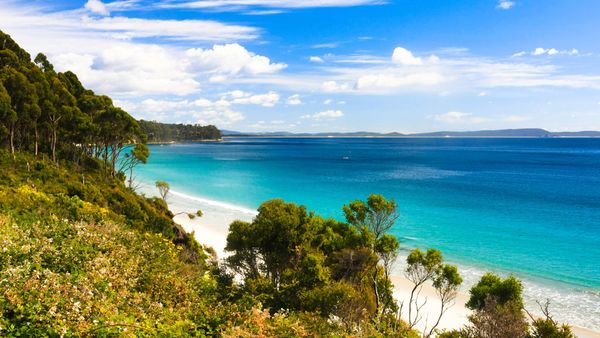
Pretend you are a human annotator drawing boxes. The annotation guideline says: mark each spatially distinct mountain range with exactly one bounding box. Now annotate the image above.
[221,128,600,138]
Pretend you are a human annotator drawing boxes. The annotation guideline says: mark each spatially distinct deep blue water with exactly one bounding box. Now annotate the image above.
[136,137,600,293]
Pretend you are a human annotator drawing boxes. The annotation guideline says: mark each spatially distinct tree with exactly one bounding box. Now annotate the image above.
[118,144,150,188]
[425,264,462,337]
[375,233,400,314]
[46,76,77,163]
[224,198,396,325]
[155,181,170,201]
[526,300,575,338]
[0,82,16,156]
[466,273,523,311]
[465,297,529,338]
[343,194,399,240]
[1,68,33,156]
[344,194,400,315]
[34,53,55,74]
[404,248,443,328]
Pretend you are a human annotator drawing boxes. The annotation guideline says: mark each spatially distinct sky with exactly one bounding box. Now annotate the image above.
[1,0,599,133]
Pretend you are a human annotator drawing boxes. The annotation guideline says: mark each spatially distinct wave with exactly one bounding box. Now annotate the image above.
[393,255,600,331]
[168,190,258,216]
[136,180,258,217]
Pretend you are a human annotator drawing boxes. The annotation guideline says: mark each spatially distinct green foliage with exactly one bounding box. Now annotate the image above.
[343,193,399,240]
[155,180,170,201]
[0,186,222,336]
[224,198,416,336]
[139,119,221,142]
[466,272,524,310]
[528,318,575,338]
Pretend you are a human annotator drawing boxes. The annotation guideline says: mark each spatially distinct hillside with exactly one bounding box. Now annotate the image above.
[139,120,222,143]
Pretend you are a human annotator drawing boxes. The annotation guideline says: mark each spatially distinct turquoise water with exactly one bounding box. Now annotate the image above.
[136,137,600,327]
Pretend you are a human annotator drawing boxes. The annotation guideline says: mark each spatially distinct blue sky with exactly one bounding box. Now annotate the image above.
[1,0,599,132]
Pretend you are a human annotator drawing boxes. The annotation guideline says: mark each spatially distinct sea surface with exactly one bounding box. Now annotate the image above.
[135,137,600,330]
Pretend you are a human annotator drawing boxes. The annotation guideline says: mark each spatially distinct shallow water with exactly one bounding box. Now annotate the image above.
[136,137,600,329]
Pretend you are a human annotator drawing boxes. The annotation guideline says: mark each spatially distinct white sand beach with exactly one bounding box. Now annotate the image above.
[139,184,599,337]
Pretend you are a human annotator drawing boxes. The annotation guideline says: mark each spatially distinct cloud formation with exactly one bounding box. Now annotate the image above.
[391,47,423,66]
[496,1,515,10]
[513,48,579,57]
[301,110,344,120]
[434,111,488,124]
[85,0,110,16]
[159,0,386,11]
[286,94,303,105]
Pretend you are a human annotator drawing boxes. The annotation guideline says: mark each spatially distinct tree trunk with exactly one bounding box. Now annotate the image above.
[52,127,57,164]
[34,126,38,157]
[9,126,15,159]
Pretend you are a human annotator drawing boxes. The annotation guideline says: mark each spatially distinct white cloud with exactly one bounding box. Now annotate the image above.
[323,99,333,105]
[356,72,444,91]
[249,120,296,129]
[286,94,302,105]
[53,45,200,96]
[310,56,325,63]
[434,111,488,124]
[45,42,287,97]
[117,97,245,126]
[192,109,245,125]
[392,47,423,66]
[322,81,352,92]
[161,0,386,11]
[301,110,344,120]
[227,91,280,107]
[186,44,287,78]
[85,0,110,16]
[514,48,580,57]
[312,42,339,49]
[496,1,515,10]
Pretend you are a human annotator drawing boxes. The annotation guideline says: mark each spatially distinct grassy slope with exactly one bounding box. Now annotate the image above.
[0,150,226,336]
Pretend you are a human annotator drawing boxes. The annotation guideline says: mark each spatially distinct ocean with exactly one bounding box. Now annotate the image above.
[135,137,600,329]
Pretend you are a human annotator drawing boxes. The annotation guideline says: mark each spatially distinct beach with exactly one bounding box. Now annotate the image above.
[138,182,599,337]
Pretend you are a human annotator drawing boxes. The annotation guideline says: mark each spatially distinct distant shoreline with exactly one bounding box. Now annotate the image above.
[146,138,223,145]
[223,135,600,139]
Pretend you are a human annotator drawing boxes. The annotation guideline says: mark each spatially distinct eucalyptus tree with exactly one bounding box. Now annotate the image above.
[97,106,142,176]
[1,68,34,156]
[0,82,16,155]
[46,76,77,163]
[344,194,401,315]
[119,143,150,188]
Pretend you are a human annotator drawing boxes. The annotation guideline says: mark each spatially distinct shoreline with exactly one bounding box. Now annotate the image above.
[137,183,600,337]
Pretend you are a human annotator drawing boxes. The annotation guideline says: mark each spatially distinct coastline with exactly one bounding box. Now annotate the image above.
[137,182,600,337]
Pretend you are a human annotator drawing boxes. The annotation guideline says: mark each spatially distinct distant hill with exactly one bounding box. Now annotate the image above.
[223,128,600,138]
[140,120,221,142]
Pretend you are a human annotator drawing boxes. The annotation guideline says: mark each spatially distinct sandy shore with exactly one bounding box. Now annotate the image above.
[138,184,598,337]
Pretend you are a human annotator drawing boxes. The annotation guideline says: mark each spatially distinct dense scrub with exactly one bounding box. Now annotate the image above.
[0,151,419,336]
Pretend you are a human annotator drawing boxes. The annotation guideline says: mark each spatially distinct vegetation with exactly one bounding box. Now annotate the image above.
[155,180,171,201]
[438,273,574,338]
[223,196,411,333]
[139,120,221,143]
[0,29,578,337]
